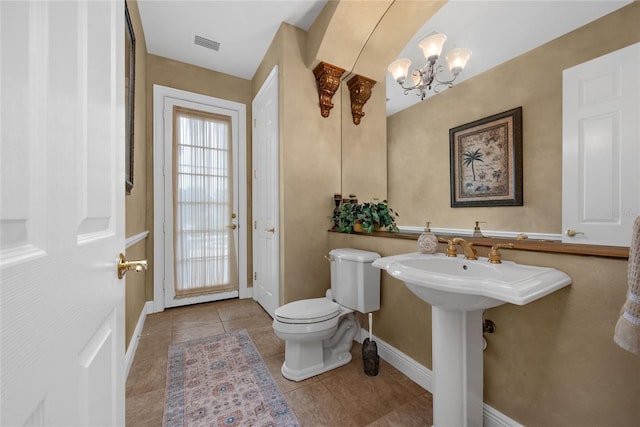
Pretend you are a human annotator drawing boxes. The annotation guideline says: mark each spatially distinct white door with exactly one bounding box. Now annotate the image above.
[252,66,280,318]
[153,85,248,310]
[562,42,640,246]
[1,1,125,425]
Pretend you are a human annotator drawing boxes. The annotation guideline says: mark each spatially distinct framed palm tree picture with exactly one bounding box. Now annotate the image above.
[449,107,523,207]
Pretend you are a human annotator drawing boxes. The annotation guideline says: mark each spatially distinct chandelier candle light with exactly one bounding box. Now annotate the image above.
[388,32,471,100]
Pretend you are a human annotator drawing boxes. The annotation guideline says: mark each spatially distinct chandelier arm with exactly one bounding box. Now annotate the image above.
[396,68,426,91]
[432,81,454,94]
[398,80,420,91]
[433,65,457,87]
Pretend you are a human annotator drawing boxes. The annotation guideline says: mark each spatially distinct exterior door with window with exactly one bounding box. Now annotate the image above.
[1,1,125,425]
[154,86,247,310]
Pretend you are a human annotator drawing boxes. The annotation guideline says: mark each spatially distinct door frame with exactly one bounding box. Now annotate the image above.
[152,84,249,313]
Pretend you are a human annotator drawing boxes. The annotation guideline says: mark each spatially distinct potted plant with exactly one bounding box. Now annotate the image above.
[331,202,360,233]
[331,200,399,233]
[357,200,399,233]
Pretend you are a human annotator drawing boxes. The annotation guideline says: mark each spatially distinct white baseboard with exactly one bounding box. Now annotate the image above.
[483,404,524,427]
[241,286,253,299]
[125,301,154,379]
[357,328,433,391]
[357,328,523,427]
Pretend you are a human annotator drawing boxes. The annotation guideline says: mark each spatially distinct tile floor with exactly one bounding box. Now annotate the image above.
[125,298,433,426]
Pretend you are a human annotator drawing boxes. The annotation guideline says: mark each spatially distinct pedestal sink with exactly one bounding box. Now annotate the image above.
[372,252,572,427]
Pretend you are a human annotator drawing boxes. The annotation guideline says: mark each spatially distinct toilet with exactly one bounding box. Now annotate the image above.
[272,248,381,381]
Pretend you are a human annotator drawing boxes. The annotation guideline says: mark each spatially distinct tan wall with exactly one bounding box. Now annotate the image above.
[144,54,253,304]
[339,79,388,203]
[327,3,640,426]
[124,0,148,349]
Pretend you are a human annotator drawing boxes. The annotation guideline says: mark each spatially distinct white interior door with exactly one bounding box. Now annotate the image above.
[153,85,248,310]
[562,42,640,246]
[1,1,125,425]
[252,66,280,318]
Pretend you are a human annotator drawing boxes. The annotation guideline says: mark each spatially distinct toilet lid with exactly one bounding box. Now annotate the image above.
[275,298,341,324]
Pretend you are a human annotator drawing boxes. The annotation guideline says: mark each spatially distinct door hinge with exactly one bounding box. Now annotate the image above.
[254,221,257,229]
[254,272,257,281]
[253,118,257,128]
[253,169,257,179]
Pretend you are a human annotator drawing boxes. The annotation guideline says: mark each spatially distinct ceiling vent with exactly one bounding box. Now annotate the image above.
[194,35,220,51]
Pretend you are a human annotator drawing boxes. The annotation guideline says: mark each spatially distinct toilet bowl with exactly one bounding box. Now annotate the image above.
[272,248,380,381]
[273,297,359,381]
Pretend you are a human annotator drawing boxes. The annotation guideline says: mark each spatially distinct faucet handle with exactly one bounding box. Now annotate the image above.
[438,237,457,257]
[488,243,514,264]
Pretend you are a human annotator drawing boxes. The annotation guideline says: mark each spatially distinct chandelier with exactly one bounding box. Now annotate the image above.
[388,33,471,100]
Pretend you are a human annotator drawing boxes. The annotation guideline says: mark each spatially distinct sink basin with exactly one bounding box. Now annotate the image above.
[372,252,572,311]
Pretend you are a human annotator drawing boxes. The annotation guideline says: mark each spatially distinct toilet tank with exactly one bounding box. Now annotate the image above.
[329,248,380,313]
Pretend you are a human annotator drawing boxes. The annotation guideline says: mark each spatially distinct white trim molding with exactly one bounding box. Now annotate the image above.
[357,328,523,427]
[125,230,149,248]
[125,301,155,379]
[399,225,561,241]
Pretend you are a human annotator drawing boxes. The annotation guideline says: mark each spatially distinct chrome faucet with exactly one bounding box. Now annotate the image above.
[452,237,478,260]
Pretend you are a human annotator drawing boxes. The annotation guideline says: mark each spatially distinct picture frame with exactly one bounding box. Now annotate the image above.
[125,2,136,195]
[449,107,523,207]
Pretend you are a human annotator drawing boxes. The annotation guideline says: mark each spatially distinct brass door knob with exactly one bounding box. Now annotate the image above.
[565,229,584,237]
[117,253,148,279]
[265,227,275,233]
[226,224,237,230]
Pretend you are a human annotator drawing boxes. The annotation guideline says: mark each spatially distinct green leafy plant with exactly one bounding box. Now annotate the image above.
[358,200,399,232]
[331,200,399,233]
[331,202,359,233]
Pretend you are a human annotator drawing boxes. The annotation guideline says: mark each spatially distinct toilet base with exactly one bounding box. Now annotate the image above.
[281,347,353,382]
[278,313,359,382]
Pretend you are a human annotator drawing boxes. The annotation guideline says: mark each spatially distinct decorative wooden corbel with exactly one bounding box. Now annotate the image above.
[347,74,376,125]
[313,62,345,118]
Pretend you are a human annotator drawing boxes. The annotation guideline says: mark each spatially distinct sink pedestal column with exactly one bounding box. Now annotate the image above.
[432,308,484,427]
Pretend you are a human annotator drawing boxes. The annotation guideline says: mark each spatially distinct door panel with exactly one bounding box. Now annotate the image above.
[252,67,280,318]
[1,1,125,425]
[562,42,640,246]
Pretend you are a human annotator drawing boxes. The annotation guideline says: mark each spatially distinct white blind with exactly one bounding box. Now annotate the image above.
[172,106,237,297]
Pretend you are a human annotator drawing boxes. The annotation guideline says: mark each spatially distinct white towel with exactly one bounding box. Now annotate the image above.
[614,216,640,356]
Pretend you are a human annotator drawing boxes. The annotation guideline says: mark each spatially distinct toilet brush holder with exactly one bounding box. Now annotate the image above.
[362,338,379,376]
[362,313,379,376]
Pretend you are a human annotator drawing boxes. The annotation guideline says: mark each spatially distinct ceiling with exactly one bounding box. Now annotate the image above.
[137,0,327,79]
[137,0,631,116]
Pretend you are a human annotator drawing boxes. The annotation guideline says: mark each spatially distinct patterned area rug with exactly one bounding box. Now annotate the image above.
[163,330,299,427]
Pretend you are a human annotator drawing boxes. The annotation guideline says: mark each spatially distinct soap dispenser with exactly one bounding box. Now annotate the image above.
[473,221,486,238]
[418,221,438,254]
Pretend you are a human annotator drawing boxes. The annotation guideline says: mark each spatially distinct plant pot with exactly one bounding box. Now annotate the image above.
[353,221,364,232]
